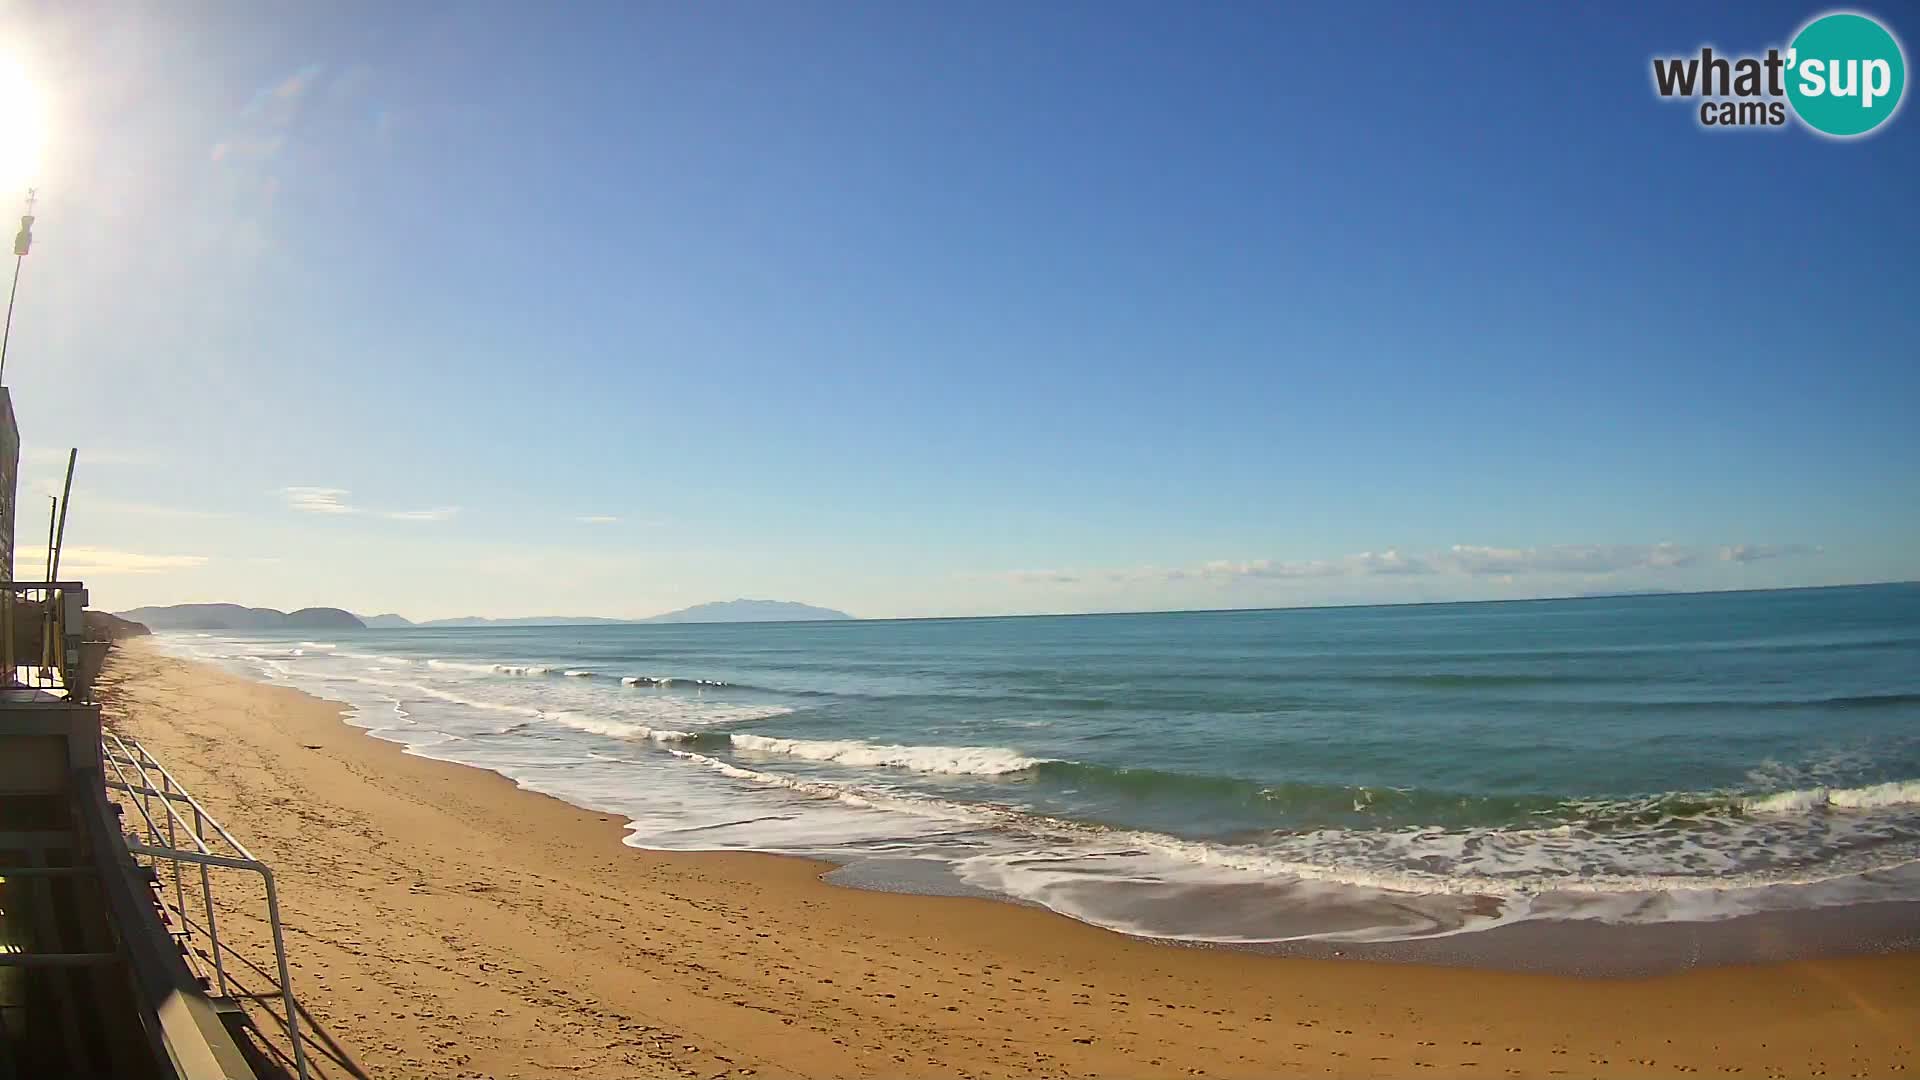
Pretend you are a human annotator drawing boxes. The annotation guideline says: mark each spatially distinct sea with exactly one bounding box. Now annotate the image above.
[152,583,1920,945]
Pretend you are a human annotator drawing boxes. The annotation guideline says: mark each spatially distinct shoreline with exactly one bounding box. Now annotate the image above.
[98,640,1920,1078]
[825,856,1920,977]
[157,632,1920,975]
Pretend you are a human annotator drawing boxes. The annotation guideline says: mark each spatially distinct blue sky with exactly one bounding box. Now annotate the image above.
[1,1,1914,619]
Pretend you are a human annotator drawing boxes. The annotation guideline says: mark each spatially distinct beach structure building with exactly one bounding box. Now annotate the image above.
[0,384,300,1076]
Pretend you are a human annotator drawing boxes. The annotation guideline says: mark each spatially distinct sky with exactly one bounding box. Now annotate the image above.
[0,1,1913,620]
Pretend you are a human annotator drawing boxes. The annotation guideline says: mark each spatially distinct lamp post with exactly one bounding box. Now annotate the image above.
[1,188,36,385]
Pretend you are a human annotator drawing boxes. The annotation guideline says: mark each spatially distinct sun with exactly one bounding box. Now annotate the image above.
[0,55,46,198]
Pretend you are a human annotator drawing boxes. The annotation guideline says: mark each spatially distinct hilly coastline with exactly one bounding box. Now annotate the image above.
[118,604,366,631]
[360,600,852,627]
[118,599,853,630]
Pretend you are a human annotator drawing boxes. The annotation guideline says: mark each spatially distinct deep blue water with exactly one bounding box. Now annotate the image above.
[161,584,1920,943]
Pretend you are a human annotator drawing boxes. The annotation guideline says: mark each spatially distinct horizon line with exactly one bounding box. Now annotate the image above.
[124,579,1917,630]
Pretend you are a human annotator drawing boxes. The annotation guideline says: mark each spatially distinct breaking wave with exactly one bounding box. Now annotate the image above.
[545,711,694,743]
[1744,779,1920,813]
[622,674,733,688]
[656,749,1920,904]
[726,734,1048,776]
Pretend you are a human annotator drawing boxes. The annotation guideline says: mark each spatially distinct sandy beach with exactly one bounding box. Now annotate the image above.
[96,640,1920,1080]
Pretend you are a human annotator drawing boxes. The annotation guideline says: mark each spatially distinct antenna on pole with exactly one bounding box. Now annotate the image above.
[1,188,37,385]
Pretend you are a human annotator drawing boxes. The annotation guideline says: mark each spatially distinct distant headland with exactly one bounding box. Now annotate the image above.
[117,604,366,631]
[116,598,855,631]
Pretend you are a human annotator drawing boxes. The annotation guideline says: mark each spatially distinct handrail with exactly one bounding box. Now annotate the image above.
[105,732,211,855]
[124,738,262,863]
[102,731,228,1003]
[102,734,309,1080]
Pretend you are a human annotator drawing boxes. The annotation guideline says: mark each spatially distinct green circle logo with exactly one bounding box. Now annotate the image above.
[1787,12,1906,137]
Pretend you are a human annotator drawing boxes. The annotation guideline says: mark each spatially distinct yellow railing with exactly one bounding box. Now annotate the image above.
[2,579,90,698]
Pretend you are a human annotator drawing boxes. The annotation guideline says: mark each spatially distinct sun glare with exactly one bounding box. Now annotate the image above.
[0,55,46,197]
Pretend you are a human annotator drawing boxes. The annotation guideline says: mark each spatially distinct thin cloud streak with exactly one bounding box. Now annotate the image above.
[1007,542,1820,587]
[19,546,209,576]
[280,486,457,522]
[281,487,358,514]
[1718,543,1821,563]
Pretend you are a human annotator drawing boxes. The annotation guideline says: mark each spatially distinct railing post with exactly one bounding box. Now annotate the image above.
[194,801,227,998]
[140,757,157,848]
[109,738,309,1080]
[258,868,308,1080]
[2,588,13,685]
[165,771,186,936]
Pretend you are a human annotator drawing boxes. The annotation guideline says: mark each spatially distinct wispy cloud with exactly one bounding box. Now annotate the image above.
[1007,542,1819,587]
[281,487,358,515]
[1718,543,1821,563]
[385,507,460,522]
[1195,557,1348,579]
[18,546,208,576]
[1437,543,1697,576]
[1006,569,1082,585]
[575,515,620,525]
[280,486,457,522]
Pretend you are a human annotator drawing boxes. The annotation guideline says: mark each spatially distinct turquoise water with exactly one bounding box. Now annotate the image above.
[160,583,1920,942]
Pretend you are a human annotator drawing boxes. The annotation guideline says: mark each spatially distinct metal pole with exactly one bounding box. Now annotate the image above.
[39,496,53,675]
[259,868,309,1079]
[195,801,227,997]
[166,772,186,935]
[0,252,22,384]
[2,189,36,385]
[45,455,74,680]
[49,449,74,580]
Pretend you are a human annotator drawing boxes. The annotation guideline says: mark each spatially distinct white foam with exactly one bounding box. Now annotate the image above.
[564,669,596,677]
[664,749,983,822]
[545,711,692,743]
[423,658,561,677]
[1747,779,1920,813]
[426,659,498,674]
[620,674,727,687]
[651,744,1920,904]
[726,734,1048,776]
[1831,780,1920,808]
[339,651,413,665]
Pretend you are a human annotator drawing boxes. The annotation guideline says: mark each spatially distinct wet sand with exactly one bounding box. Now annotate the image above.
[98,640,1920,1079]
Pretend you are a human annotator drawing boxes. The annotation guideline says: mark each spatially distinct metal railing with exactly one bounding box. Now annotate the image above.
[100,731,308,1079]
